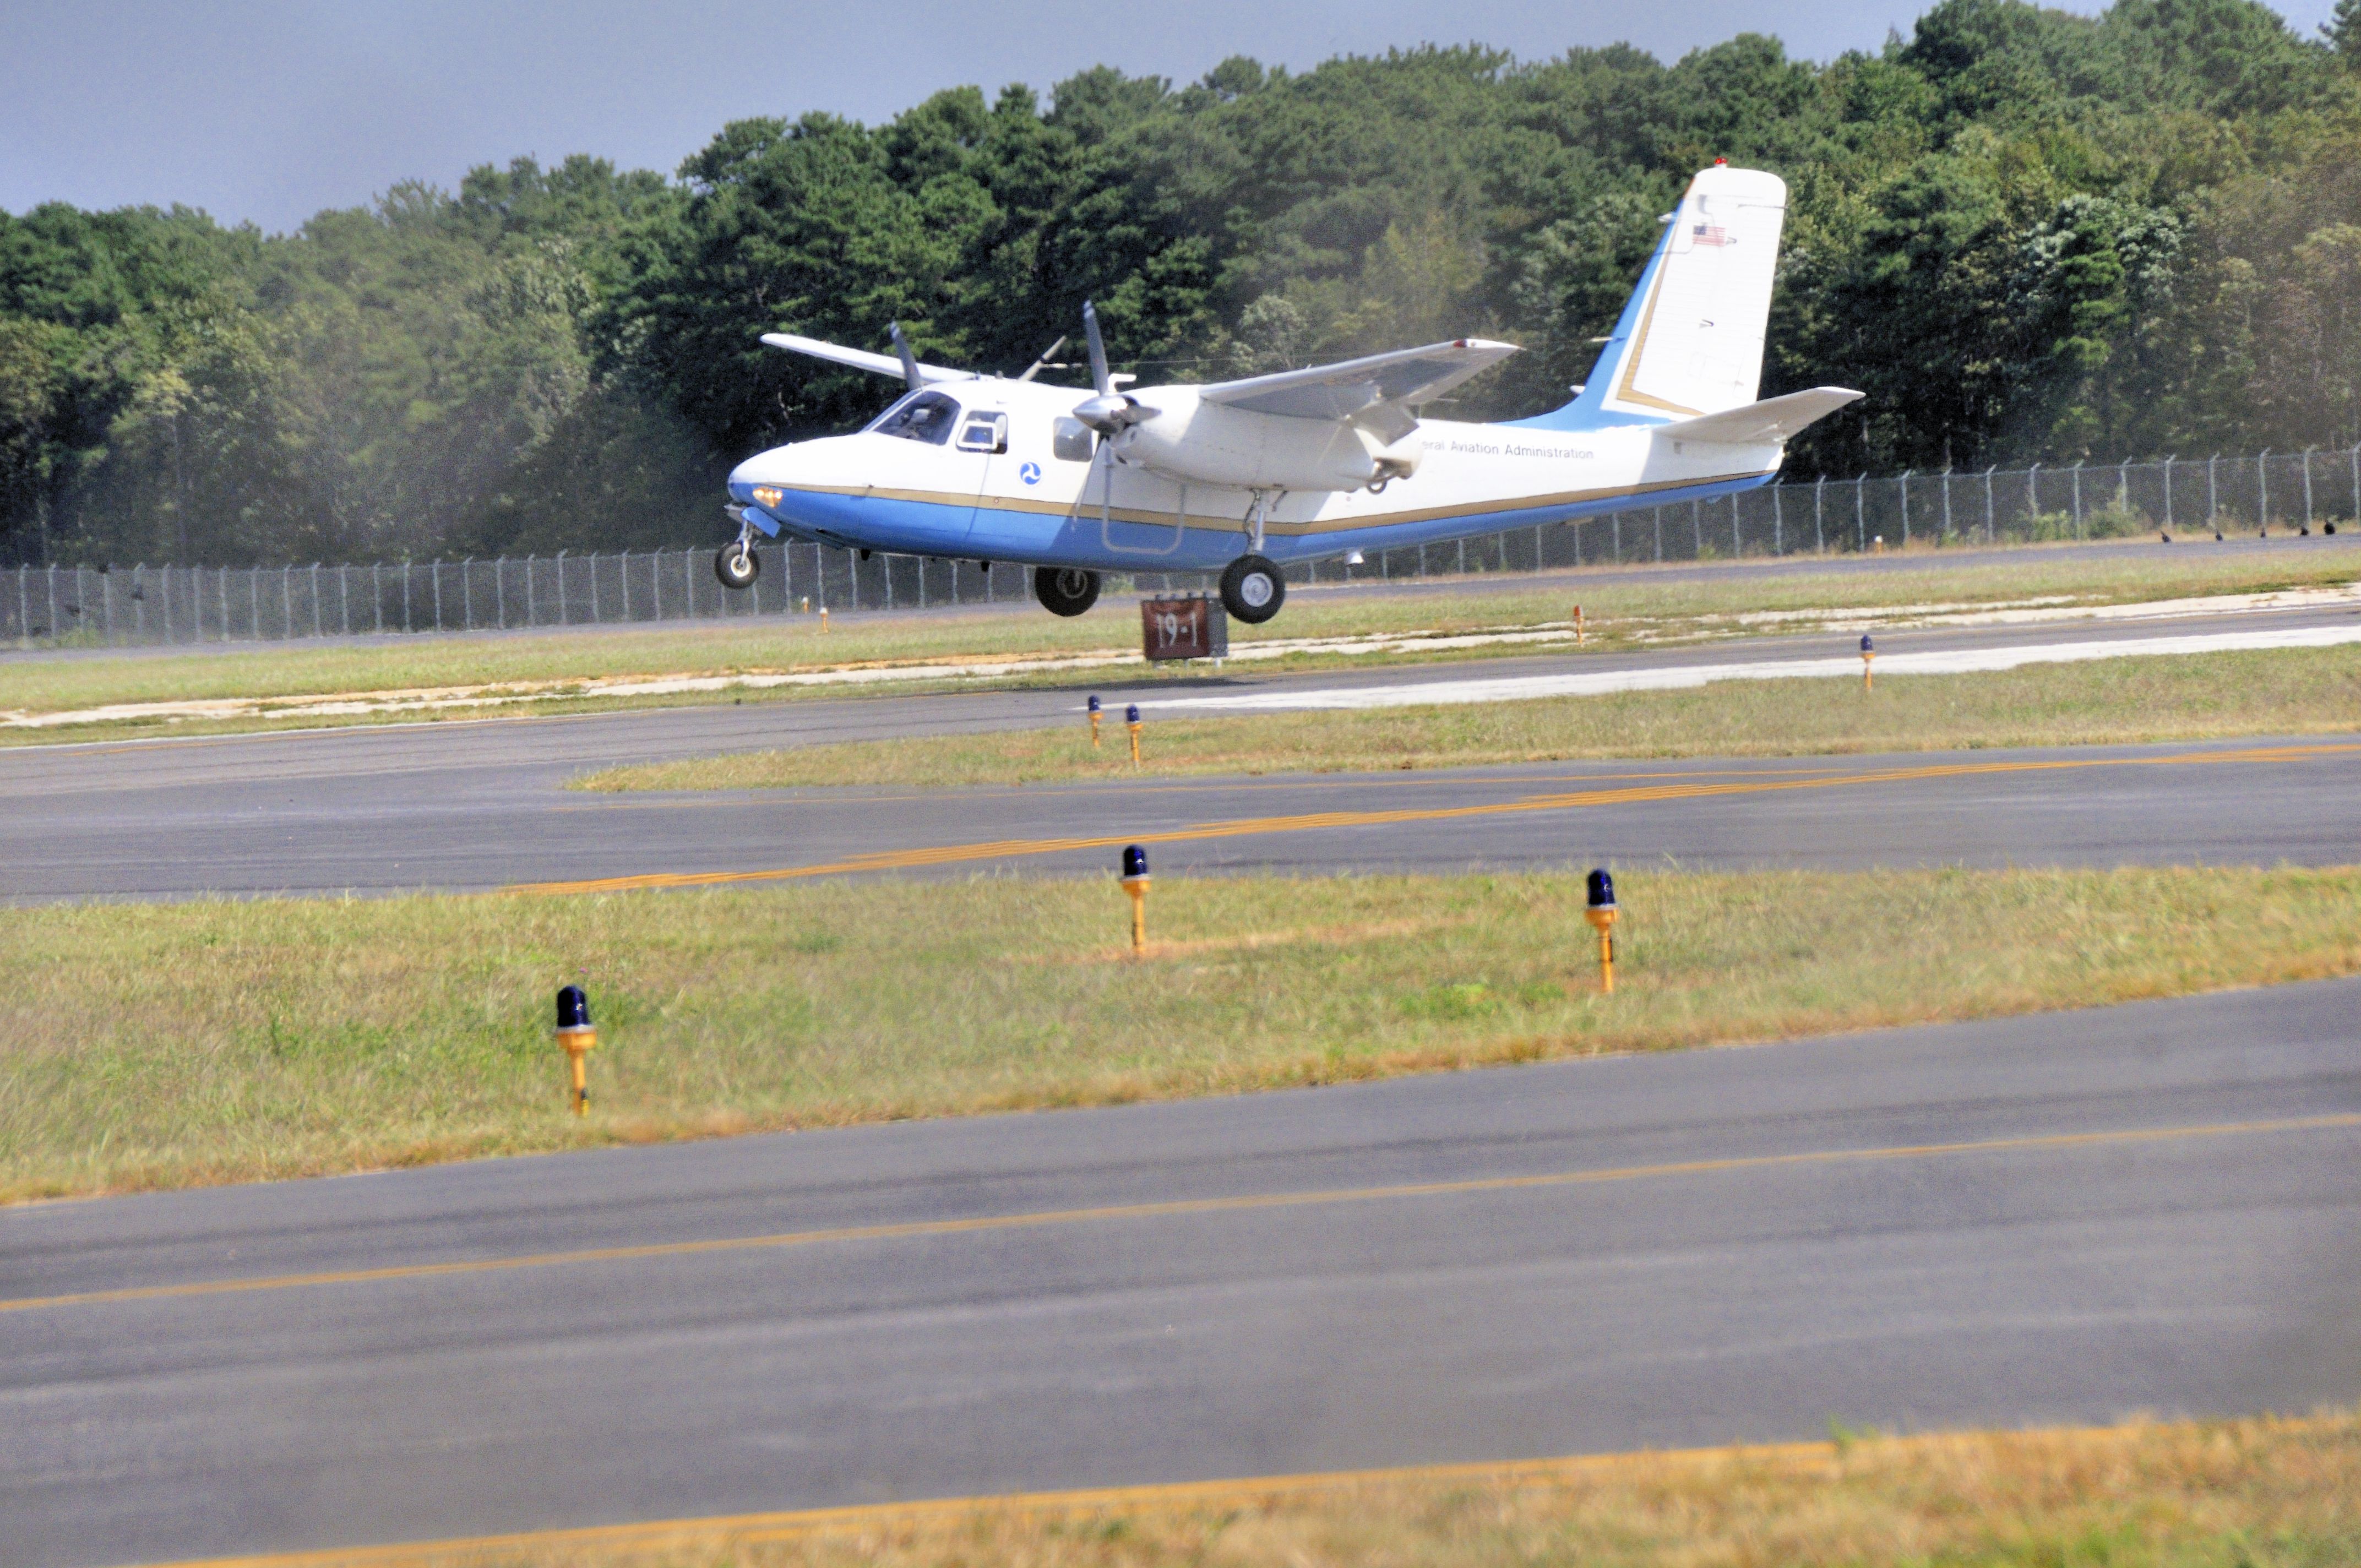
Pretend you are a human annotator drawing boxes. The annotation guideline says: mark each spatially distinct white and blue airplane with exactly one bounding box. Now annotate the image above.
[721,162,1861,624]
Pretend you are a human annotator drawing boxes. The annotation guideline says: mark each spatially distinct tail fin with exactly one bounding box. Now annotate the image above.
[1515,166,1788,432]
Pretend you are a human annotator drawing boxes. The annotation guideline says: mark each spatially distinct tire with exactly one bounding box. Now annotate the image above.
[715,541,760,591]
[1033,566,1101,617]
[1219,554,1286,624]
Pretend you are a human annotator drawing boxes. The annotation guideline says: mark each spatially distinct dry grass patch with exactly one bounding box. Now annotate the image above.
[581,644,2361,790]
[219,1414,2361,1568]
[6,864,2359,1201]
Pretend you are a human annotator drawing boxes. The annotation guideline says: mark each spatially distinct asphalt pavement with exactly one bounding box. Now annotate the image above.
[6,976,2356,1565]
[3,602,2358,902]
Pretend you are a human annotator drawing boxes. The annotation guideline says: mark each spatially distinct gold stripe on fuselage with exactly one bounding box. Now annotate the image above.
[781,470,1761,540]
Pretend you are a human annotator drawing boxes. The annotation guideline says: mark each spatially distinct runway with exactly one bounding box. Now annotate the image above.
[6,976,2356,1565]
[2,602,2358,903]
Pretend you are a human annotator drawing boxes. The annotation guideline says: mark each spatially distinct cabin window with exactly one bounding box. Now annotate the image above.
[867,390,960,445]
[956,411,1008,454]
[1052,417,1095,463]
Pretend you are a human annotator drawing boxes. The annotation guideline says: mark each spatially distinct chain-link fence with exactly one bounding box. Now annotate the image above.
[7,447,2353,649]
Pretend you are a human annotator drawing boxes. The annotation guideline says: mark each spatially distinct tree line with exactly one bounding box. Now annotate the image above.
[9,0,2361,567]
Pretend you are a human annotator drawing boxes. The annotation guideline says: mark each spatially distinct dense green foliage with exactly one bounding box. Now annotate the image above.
[10,0,2361,565]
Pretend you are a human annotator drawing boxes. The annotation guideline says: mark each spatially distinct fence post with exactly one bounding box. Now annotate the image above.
[278,565,290,639]
[814,543,825,612]
[2303,448,2315,530]
[463,559,474,630]
[1855,474,1866,550]
[431,560,443,630]
[2209,455,2219,531]
[2071,460,2085,539]
[1814,475,1826,552]
[1981,465,1995,543]
[2351,445,2359,525]
[1941,466,1952,542]
[2162,458,2175,530]
[525,555,538,626]
[1611,510,1622,562]
[556,550,569,625]
[399,561,410,631]
[48,564,59,645]
[589,553,601,623]
[1772,483,1783,554]
[2118,458,2131,528]
[495,558,506,627]
[1899,470,1912,547]
[101,567,113,643]
[2258,450,2270,533]
[1689,499,1702,557]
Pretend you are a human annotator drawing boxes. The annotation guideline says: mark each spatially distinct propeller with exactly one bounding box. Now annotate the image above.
[1015,334,1068,383]
[888,321,923,393]
[1070,300,1156,434]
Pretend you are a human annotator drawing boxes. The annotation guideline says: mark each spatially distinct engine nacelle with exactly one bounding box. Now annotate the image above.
[1109,389,1421,493]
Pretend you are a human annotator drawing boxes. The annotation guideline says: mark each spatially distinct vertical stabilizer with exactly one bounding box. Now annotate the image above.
[1514,165,1788,432]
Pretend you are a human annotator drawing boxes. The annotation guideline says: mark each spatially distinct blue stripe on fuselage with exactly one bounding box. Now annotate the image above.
[736,474,1772,571]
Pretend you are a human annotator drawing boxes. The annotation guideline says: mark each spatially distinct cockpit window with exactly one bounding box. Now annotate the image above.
[866,390,960,445]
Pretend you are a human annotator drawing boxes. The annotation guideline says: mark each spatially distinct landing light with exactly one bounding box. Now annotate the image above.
[752,486,784,509]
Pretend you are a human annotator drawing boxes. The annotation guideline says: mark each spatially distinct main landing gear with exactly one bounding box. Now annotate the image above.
[1034,566,1101,617]
[1218,554,1285,624]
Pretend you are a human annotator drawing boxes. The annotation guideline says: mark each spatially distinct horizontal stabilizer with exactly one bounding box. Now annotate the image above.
[760,333,970,385]
[1655,386,1863,445]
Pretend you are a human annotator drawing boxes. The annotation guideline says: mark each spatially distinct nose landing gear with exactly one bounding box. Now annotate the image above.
[715,536,760,590]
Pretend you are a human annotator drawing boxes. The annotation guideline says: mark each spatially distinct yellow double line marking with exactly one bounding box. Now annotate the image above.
[507,741,2358,895]
[13,1112,2354,1317]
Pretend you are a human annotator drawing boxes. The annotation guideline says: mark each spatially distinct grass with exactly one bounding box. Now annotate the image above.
[579,644,2361,790]
[305,1414,2360,1568]
[8,864,2359,1201]
[4,543,2355,744]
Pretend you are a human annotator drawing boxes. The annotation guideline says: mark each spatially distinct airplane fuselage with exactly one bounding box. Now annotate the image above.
[727,377,1781,575]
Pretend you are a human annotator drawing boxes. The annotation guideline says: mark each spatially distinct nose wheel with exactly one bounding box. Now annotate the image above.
[716,537,760,590]
[1218,554,1285,623]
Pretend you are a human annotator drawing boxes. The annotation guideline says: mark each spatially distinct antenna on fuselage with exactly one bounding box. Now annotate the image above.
[1016,334,1068,383]
[887,322,923,393]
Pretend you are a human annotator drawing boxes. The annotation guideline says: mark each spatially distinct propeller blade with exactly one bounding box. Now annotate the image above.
[1015,334,1068,383]
[1081,301,1113,396]
[888,322,923,393]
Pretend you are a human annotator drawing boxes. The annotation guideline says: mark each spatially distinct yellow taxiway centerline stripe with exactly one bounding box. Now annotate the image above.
[132,1423,2205,1568]
[12,1113,2354,1318]
[504,741,2361,895]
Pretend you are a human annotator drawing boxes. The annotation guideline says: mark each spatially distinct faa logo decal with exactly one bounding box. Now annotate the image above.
[1019,461,1042,486]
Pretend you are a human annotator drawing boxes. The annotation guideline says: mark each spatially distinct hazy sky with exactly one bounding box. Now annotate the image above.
[2,1,2339,232]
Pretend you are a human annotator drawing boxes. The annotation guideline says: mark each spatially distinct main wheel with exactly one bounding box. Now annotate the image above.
[1033,566,1101,617]
[715,540,760,590]
[1219,553,1286,624]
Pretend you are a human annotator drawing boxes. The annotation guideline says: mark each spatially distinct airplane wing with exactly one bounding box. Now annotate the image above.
[1653,386,1863,445]
[759,333,971,385]
[1196,338,1519,443]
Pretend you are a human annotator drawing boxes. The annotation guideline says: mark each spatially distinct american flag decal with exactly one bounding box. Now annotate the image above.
[1692,222,1730,247]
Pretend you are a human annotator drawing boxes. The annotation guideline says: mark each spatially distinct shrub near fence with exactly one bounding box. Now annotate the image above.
[5,447,2355,648]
